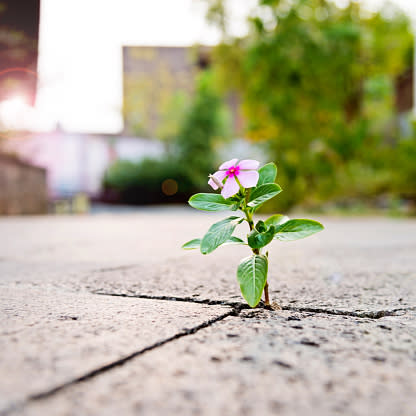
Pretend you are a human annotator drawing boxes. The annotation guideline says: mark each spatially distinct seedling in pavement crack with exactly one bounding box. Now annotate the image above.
[182,159,324,308]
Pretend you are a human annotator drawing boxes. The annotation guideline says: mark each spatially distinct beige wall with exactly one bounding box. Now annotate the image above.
[0,154,48,215]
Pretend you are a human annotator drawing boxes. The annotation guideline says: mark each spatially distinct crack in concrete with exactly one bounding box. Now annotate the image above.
[92,291,416,319]
[281,305,416,319]
[92,291,252,309]
[0,308,240,416]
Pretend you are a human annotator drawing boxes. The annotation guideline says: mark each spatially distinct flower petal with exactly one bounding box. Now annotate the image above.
[237,170,259,188]
[208,170,227,190]
[221,176,239,199]
[237,159,260,170]
[219,158,238,170]
[208,178,218,190]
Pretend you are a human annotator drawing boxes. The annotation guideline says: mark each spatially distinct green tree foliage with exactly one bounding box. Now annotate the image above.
[173,71,228,188]
[206,0,414,210]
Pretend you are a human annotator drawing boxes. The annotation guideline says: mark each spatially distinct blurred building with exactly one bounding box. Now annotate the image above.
[0,152,47,214]
[0,0,46,214]
[123,45,243,137]
[123,46,200,137]
[3,130,164,198]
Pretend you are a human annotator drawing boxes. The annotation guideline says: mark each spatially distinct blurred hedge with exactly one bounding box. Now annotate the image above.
[103,158,194,204]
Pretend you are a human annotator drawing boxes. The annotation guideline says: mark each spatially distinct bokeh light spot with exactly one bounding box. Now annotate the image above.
[161,179,178,196]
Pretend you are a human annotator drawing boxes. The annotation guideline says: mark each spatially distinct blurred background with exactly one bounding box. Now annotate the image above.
[0,0,415,216]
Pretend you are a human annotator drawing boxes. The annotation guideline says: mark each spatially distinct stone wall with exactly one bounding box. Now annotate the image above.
[0,153,48,215]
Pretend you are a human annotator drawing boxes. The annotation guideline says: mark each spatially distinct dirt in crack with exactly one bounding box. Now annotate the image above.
[93,291,416,320]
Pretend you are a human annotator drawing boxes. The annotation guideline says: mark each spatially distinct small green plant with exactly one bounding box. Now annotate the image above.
[182,159,324,308]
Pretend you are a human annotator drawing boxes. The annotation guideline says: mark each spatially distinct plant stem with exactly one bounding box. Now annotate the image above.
[242,206,260,255]
[245,209,255,231]
[263,281,270,305]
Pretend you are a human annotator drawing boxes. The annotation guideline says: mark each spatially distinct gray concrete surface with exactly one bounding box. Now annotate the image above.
[20,310,416,416]
[0,284,229,412]
[0,208,415,415]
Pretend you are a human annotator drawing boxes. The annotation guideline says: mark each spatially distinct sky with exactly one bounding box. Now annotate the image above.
[1,0,415,134]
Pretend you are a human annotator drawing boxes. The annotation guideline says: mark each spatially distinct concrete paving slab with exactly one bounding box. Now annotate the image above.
[18,309,416,416]
[0,283,230,413]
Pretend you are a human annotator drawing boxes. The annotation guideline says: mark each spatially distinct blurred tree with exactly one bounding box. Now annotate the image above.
[173,70,229,189]
[205,0,413,210]
[393,131,416,206]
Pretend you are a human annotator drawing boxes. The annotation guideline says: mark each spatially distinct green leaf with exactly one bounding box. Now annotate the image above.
[274,219,324,241]
[224,236,245,245]
[182,236,245,250]
[255,220,267,233]
[264,214,290,228]
[200,216,242,254]
[182,238,202,250]
[248,183,282,209]
[188,193,235,211]
[237,255,268,307]
[247,225,275,249]
[257,162,277,186]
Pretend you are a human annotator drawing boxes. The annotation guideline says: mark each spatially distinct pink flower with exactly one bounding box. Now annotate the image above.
[208,159,260,199]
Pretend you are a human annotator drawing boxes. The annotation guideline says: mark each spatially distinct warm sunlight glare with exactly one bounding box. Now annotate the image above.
[0,96,31,130]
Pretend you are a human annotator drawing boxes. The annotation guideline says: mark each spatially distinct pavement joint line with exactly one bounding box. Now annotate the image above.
[0,307,244,416]
[281,305,416,319]
[92,291,252,310]
[92,291,416,320]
